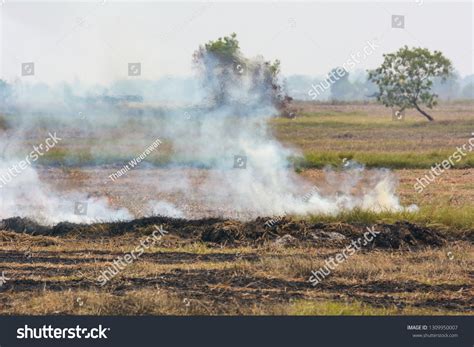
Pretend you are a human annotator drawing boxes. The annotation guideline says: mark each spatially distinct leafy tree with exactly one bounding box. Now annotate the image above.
[193,33,292,115]
[368,46,453,121]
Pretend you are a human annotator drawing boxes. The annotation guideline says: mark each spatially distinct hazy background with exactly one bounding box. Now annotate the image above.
[0,1,471,223]
[1,1,473,101]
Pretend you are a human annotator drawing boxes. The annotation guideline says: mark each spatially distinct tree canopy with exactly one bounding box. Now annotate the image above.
[368,46,453,121]
[193,33,291,115]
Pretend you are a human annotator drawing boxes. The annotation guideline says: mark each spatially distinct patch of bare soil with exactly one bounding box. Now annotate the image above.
[0,216,446,249]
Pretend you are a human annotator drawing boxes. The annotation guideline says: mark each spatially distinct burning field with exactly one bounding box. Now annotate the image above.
[0,210,472,315]
[0,161,472,315]
[0,32,473,316]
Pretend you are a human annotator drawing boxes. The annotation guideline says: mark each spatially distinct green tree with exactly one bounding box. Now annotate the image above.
[368,46,453,121]
[193,33,291,114]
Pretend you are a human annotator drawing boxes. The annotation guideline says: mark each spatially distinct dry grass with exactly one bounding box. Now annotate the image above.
[0,230,471,315]
[273,101,474,168]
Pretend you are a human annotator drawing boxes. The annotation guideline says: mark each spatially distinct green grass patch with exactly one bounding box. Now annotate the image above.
[38,147,474,170]
[293,151,474,169]
[307,205,474,234]
[37,148,197,167]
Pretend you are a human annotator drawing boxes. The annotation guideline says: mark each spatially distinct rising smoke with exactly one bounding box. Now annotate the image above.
[0,40,416,224]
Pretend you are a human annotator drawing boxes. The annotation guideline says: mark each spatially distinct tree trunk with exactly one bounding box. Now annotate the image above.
[414,103,434,121]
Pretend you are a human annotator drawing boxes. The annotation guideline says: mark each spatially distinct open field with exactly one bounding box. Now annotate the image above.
[276,101,474,169]
[0,166,473,315]
[2,101,473,169]
[0,101,473,316]
[0,217,472,315]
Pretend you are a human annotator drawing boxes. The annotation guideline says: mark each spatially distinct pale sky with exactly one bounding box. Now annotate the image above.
[1,1,473,84]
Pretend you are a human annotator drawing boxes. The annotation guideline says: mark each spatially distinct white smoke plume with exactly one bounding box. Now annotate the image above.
[0,160,131,225]
[0,42,416,224]
[149,51,416,219]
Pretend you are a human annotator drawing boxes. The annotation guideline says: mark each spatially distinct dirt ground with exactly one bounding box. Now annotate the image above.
[0,213,472,315]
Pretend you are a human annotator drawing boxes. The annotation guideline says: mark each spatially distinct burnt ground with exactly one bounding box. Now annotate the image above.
[0,216,450,249]
[0,217,472,315]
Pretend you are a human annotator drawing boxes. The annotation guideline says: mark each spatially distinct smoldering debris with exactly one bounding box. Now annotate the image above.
[0,216,446,249]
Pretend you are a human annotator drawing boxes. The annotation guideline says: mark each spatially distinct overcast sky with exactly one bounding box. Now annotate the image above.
[1,1,472,84]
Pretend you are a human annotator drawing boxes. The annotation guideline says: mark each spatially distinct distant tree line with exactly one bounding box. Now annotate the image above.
[286,71,474,102]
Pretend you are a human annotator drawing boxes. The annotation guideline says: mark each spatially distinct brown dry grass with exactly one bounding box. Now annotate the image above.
[0,230,472,315]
